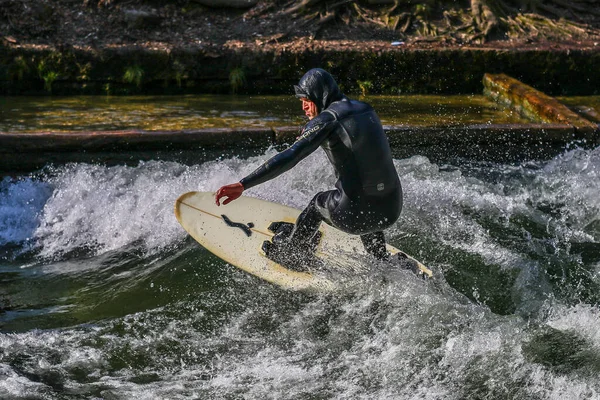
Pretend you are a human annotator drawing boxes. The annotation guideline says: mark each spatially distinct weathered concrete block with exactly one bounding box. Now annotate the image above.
[483,73,598,138]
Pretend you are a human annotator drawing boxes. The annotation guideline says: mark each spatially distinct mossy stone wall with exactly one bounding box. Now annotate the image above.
[1,44,599,96]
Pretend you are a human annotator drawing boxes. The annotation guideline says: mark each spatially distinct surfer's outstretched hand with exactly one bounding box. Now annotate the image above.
[215,182,244,206]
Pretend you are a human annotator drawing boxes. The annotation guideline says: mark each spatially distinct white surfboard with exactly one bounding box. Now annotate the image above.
[175,191,432,292]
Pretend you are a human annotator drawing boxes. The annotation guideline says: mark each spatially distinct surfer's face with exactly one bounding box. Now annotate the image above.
[301,98,318,120]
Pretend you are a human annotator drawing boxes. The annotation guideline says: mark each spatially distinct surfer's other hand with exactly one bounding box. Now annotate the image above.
[215,182,244,206]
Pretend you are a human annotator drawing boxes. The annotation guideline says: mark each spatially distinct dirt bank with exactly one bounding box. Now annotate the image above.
[2,0,600,51]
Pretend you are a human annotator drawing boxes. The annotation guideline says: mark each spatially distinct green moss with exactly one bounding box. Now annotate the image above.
[357,80,373,96]
[172,60,186,88]
[414,3,431,18]
[42,71,59,93]
[37,59,60,93]
[229,67,246,94]
[76,62,92,81]
[123,65,144,88]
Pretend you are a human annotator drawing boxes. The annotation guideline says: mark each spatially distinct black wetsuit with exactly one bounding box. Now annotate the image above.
[240,68,402,259]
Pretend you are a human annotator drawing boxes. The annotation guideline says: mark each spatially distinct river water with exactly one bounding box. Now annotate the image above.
[0,95,530,132]
[1,141,600,399]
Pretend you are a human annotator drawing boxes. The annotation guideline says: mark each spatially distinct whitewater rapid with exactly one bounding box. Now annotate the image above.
[1,146,600,399]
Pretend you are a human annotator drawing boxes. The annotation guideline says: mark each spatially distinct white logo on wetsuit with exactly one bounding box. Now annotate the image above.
[299,124,321,140]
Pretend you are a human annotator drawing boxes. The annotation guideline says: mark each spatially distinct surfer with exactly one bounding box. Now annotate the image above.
[215,68,402,266]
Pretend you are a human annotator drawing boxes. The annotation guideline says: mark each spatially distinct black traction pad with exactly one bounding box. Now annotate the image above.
[268,221,295,234]
[262,230,323,272]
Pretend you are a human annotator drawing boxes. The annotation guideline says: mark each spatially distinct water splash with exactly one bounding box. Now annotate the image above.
[0,177,52,247]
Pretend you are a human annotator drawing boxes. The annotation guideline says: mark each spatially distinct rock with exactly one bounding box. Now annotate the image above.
[1,36,18,44]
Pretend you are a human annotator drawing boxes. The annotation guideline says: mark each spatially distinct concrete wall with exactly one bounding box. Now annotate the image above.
[2,123,598,175]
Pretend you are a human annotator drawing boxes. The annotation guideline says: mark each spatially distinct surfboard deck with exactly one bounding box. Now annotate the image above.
[174,191,432,292]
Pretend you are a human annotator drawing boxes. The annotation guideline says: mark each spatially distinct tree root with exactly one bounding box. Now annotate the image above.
[471,0,500,40]
[310,11,336,39]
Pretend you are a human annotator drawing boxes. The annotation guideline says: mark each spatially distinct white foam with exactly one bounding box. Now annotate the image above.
[2,273,600,399]
[0,177,52,246]
[0,363,50,399]
[29,159,257,258]
[396,156,527,267]
[0,149,330,260]
[547,303,600,347]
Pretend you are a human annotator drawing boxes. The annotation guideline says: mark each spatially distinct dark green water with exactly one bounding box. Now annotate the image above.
[2,144,600,398]
[0,94,531,132]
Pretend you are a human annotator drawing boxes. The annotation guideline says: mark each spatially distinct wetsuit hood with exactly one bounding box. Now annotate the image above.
[294,68,344,112]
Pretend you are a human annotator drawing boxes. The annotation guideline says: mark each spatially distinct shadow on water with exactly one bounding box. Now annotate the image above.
[0,238,235,332]
[523,326,600,377]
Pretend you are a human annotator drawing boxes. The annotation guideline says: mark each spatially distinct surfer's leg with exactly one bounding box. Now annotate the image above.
[265,191,337,269]
[360,231,389,261]
[284,193,326,248]
[263,193,329,271]
[271,191,336,251]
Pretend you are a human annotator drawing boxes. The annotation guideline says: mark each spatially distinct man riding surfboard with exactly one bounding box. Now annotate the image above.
[215,68,402,270]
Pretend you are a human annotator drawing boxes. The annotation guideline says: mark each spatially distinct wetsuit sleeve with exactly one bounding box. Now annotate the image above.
[240,113,336,190]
